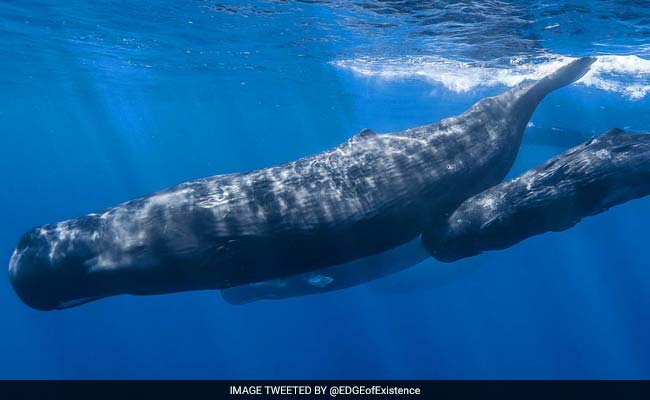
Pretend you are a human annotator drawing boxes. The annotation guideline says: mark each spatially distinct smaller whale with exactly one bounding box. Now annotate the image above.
[423,129,650,262]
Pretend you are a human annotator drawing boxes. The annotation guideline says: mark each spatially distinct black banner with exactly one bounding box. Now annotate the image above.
[1,380,650,400]
[0,381,650,400]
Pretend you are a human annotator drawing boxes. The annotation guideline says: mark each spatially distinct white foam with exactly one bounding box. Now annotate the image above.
[332,54,650,100]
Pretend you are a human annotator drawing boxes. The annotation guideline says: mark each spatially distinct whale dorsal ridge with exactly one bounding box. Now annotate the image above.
[357,128,376,137]
[350,128,376,141]
[603,128,626,136]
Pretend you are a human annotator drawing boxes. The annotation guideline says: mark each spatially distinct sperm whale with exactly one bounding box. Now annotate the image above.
[8,57,595,310]
[423,129,650,262]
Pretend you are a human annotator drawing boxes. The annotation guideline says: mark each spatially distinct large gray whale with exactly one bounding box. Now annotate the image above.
[8,57,595,310]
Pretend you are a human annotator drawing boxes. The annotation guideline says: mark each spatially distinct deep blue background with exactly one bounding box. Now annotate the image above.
[1,1,650,378]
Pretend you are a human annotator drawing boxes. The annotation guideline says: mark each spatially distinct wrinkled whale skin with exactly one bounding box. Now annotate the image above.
[8,58,595,310]
[423,130,650,262]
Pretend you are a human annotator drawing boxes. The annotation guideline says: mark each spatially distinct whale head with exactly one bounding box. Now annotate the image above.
[8,224,107,310]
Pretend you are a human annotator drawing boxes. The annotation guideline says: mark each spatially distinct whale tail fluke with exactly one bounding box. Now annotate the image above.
[498,56,596,133]
[529,57,596,101]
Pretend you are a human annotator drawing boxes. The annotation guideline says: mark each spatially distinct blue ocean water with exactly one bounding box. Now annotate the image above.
[1,0,650,378]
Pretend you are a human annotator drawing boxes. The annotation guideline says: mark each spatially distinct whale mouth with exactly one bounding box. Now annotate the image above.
[55,296,106,310]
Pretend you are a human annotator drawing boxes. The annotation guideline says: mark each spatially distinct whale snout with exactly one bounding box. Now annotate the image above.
[9,228,60,310]
[8,227,98,311]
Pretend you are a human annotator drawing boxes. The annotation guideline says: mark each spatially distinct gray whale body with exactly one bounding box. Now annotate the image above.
[8,57,594,310]
[423,129,650,262]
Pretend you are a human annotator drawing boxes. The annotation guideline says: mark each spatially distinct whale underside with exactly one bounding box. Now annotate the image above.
[9,57,596,310]
[223,129,650,304]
